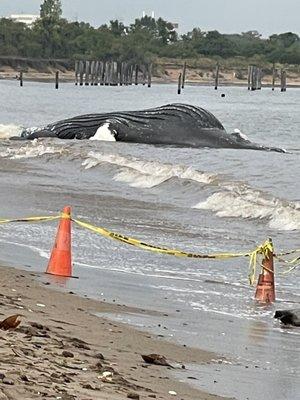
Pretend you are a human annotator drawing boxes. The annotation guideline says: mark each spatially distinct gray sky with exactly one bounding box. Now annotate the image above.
[1,0,299,37]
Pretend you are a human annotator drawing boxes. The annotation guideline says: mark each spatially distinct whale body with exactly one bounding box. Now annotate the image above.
[14,103,284,152]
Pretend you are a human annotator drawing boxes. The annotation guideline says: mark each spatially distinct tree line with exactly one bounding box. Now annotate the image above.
[0,0,299,65]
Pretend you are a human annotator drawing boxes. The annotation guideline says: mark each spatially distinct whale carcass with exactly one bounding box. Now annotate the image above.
[15,103,284,152]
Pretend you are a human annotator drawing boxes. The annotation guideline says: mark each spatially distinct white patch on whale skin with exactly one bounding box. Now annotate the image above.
[233,128,250,142]
[90,123,116,142]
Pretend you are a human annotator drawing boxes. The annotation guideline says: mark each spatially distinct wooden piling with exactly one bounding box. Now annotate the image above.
[280,69,287,92]
[247,65,251,90]
[214,63,219,90]
[113,61,118,85]
[99,62,104,85]
[19,71,23,87]
[90,61,95,85]
[182,61,187,89]
[79,61,84,86]
[85,61,90,85]
[104,62,109,86]
[94,61,99,85]
[142,64,147,85]
[272,64,276,91]
[55,71,59,89]
[134,64,139,85]
[251,66,257,91]
[123,63,128,86]
[109,62,114,85]
[147,63,152,88]
[256,68,262,90]
[75,60,79,85]
[129,65,134,85]
[119,62,123,86]
[178,73,182,94]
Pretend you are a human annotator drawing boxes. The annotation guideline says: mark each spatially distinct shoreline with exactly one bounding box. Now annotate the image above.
[0,264,229,400]
[1,75,300,89]
[1,71,300,88]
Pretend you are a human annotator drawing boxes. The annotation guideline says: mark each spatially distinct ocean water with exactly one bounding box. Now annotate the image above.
[0,80,299,400]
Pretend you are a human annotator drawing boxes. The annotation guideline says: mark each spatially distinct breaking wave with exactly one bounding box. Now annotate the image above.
[0,139,66,159]
[82,151,215,188]
[194,186,300,230]
[0,139,298,231]
[0,123,23,139]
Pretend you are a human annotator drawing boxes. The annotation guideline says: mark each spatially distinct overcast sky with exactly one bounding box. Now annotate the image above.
[1,0,299,37]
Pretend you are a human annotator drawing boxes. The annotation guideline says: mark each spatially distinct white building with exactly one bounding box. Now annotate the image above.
[10,14,39,27]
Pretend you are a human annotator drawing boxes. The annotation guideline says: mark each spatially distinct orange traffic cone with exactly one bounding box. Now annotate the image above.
[46,206,72,277]
[255,240,275,303]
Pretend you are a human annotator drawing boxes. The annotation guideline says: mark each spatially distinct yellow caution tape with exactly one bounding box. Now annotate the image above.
[276,248,300,257]
[248,239,273,285]
[274,252,300,275]
[0,215,60,224]
[0,211,298,284]
[73,218,252,260]
[73,219,278,286]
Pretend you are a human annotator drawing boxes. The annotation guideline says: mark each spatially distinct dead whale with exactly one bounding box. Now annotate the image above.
[13,103,284,152]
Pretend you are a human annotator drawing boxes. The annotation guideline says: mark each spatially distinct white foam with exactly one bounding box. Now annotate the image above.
[0,124,22,139]
[89,123,116,141]
[194,190,300,231]
[82,152,215,188]
[0,139,65,159]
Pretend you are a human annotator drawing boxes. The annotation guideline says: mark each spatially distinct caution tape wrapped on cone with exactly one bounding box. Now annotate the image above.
[248,239,274,285]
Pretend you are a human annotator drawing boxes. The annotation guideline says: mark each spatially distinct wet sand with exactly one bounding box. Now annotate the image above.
[0,264,228,400]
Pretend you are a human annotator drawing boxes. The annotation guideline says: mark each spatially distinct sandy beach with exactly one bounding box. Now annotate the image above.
[0,264,227,400]
[0,64,300,87]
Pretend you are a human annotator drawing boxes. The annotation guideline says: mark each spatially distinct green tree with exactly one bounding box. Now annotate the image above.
[33,0,63,57]
[40,0,62,21]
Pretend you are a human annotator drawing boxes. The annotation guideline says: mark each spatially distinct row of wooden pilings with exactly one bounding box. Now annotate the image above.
[213,63,287,91]
[74,60,152,87]
[17,62,288,92]
[247,65,286,91]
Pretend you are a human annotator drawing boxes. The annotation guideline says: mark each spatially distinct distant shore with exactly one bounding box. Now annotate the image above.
[0,264,227,400]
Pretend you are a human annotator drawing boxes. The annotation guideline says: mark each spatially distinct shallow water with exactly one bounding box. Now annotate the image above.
[0,81,299,400]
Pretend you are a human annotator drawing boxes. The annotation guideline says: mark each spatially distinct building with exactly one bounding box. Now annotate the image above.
[10,14,39,27]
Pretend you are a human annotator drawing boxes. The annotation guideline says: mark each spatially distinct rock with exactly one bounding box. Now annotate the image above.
[148,395,156,398]
[127,393,140,399]
[141,354,173,368]
[62,350,74,358]
[71,337,91,350]
[274,309,300,326]
[0,373,5,380]
[2,378,14,385]
[20,375,29,382]
[82,383,95,390]
[94,353,104,360]
[29,321,49,331]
